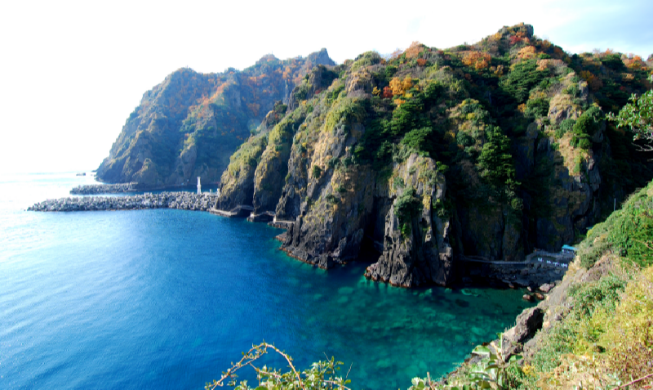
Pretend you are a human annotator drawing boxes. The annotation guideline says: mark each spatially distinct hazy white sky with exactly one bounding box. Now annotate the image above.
[0,0,651,174]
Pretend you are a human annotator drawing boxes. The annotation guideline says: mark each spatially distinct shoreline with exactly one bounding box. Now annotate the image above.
[29,195,569,291]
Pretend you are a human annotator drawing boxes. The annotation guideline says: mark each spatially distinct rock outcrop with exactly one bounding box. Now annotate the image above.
[209,24,652,287]
[364,155,453,287]
[86,23,653,288]
[96,50,335,189]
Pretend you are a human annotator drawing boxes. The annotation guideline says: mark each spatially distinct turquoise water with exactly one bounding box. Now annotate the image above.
[0,173,534,389]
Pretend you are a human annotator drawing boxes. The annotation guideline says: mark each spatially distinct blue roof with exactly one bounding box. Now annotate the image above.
[562,245,577,251]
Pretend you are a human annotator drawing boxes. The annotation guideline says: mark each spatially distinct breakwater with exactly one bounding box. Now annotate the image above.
[70,183,139,195]
[28,192,218,212]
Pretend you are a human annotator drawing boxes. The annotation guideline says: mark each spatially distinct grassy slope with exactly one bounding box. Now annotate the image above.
[434,180,653,390]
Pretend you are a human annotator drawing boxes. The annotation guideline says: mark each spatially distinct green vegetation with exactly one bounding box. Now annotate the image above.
[205,342,350,390]
[477,126,519,200]
[312,165,322,179]
[394,187,423,237]
[579,182,653,268]
[500,60,547,103]
[608,75,653,151]
[97,50,334,188]
[570,105,604,150]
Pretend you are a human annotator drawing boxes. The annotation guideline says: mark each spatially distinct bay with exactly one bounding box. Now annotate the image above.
[0,172,533,389]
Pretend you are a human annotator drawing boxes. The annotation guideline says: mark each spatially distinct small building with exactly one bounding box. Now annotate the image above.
[561,245,577,254]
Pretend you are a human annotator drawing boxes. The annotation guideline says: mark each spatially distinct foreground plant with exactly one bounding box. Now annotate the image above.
[205,342,351,390]
[408,335,528,390]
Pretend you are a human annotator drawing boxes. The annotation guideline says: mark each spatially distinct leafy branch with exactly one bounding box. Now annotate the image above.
[205,342,352,390]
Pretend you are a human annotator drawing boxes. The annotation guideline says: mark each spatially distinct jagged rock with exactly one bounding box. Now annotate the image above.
[502,307,544,359]
[364,155,453,287]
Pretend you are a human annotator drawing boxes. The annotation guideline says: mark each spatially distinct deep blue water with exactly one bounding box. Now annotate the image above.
[0,173,534,389]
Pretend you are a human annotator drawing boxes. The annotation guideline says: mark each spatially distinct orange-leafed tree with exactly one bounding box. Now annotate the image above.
[405,41,422,59]
[401,76,414,91]
[382,86,393,99]
[624,55,646,70]
[580,70,603,91]
[389,77,404,96]
[462,51,491,70]
[517,46,537,60]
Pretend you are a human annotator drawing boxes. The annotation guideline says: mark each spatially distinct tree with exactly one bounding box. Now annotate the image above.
[477,126,519,199]
[389,77,404,96]
[462,51,491,70]
[608,75,653,153]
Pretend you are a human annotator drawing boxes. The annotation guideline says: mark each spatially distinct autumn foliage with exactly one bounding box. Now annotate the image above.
[389,76,414,97]
[579,70,603,91]
[404,41,422,59]
[624,54,646,70]
[462,51,491,70]
[517,46,537,60]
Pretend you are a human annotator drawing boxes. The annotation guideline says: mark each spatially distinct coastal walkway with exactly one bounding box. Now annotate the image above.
[208,205,253,218]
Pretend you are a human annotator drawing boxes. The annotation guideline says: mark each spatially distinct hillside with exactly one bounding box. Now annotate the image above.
[96,50,334,188]
[216,23,653,287]
[431,179,653,389]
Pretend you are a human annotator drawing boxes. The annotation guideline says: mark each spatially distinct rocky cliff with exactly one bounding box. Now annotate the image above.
[216,23,653,287]
[96,50,335,189]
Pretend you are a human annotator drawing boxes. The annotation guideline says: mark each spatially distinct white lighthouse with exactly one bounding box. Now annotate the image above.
[197,177,202,194]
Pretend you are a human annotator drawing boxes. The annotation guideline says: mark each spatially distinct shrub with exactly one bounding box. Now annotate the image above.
[325,193,339,205]
[525,97,550,118]
[401,127,435,156]
[311,165,322,179]
[571,106,604,150]
[555,118,576,138]
[394,187,423,236]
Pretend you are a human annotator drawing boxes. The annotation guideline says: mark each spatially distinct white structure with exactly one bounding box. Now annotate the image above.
[197,177,201,194]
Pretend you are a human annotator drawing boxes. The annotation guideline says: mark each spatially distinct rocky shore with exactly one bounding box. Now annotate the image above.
[28,192,218,212]
[70,183,139,195]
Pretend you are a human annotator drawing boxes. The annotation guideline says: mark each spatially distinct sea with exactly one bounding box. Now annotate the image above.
[0,172,534,389]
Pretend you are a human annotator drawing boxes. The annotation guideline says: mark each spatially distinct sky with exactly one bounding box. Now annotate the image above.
[0,0,651,174]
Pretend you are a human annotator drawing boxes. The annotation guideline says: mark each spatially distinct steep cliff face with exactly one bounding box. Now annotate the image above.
[96,50,335,189]
[218,24,653,286]
[364,155,453,287]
